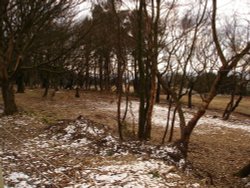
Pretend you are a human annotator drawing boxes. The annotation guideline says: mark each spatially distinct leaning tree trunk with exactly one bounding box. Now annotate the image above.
[223,95,243,120]
[1,80,18,115]
[176,0,250,156]
[222,81,246,120]
[178,68,229,155]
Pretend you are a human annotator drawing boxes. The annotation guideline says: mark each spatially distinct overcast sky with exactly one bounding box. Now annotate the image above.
[217,0,249,18]
[78,0,250,21]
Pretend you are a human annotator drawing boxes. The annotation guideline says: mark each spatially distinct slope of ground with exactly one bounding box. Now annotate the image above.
[0,89,250,187]
[1,114,200,187]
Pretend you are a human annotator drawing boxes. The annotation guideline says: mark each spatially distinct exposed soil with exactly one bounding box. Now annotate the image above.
[1,88,250,187]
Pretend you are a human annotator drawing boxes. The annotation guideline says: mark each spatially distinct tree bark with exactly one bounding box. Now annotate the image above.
[187,83,194,108]
[137,0,147,140]
[155,79,161,103]
[2,80,18,115]
[133,54,139,96]
[161,99,172,144]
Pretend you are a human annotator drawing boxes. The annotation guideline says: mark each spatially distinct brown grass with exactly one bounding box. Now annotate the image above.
[1,88,250,187]
[179,95,250,116]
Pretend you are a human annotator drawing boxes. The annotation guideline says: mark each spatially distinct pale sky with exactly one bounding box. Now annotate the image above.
[217,0,249,18]
[77,0,250,21]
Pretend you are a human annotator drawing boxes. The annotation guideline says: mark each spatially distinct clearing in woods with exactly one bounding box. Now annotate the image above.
[0,89,250,187]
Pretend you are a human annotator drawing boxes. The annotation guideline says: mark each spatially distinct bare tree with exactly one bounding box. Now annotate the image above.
[222,63,249,120]
[155,0,250,157]
[174,0,250,155]
[0,0,80,115]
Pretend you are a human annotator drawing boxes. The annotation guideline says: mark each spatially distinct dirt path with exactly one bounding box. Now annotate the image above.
[1,89,250,187]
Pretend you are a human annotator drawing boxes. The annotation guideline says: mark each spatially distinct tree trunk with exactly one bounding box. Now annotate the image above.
[16,72,25,93]
[175,0,250,156]
[111,0,126,140]
[99,57,103,91]
[155,79,161,103]
[42,78,49,97]
[104,52,111,91]
[168,106,178,142]
[166,74,173,101]
[75,87,80,98]
[133,55,139,96]
[223,95,243,120]
[137,0,147,140]
[117,70,123,140]
[161,99,172,144]
[145,72,156,139]
[145,0,161,140]
[222,81,245,120]
[94,64,98,90]
[235,163,250,178]
[85,51,90,90]
[177,67,230,156]
[1,80,18,115]
[43,87,49,98]
[187,83,194,108]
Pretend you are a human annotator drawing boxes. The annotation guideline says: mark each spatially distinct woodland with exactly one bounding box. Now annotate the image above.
[0,0,250,187]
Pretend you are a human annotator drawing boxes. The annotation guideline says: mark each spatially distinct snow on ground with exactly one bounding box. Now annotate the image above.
[65,159,197,188]
[1,97,249,187]
[1,115,201,187]
[3,160,199,188]
[96,100,250,133]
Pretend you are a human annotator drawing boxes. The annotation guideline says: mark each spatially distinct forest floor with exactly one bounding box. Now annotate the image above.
[0,89,250,188]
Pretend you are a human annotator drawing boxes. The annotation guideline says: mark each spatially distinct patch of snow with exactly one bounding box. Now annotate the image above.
[70,139,90,148]
[54,167,67,173]
[245,182,250,188]
[94,173,128,182]
[166,182,178,187]
[97,100,250,134]
[198,115,250,133]
[64,125,76,134]
[14,120,28,126]
[67,159,188,187]
[1,116,200,187]
[186,183,201,188]
[178,159,186,168]
[38,143,50,148]
[165,173,181,179]
[79,138,90,144]
[103,135,116,143]
[7,172,29,183]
